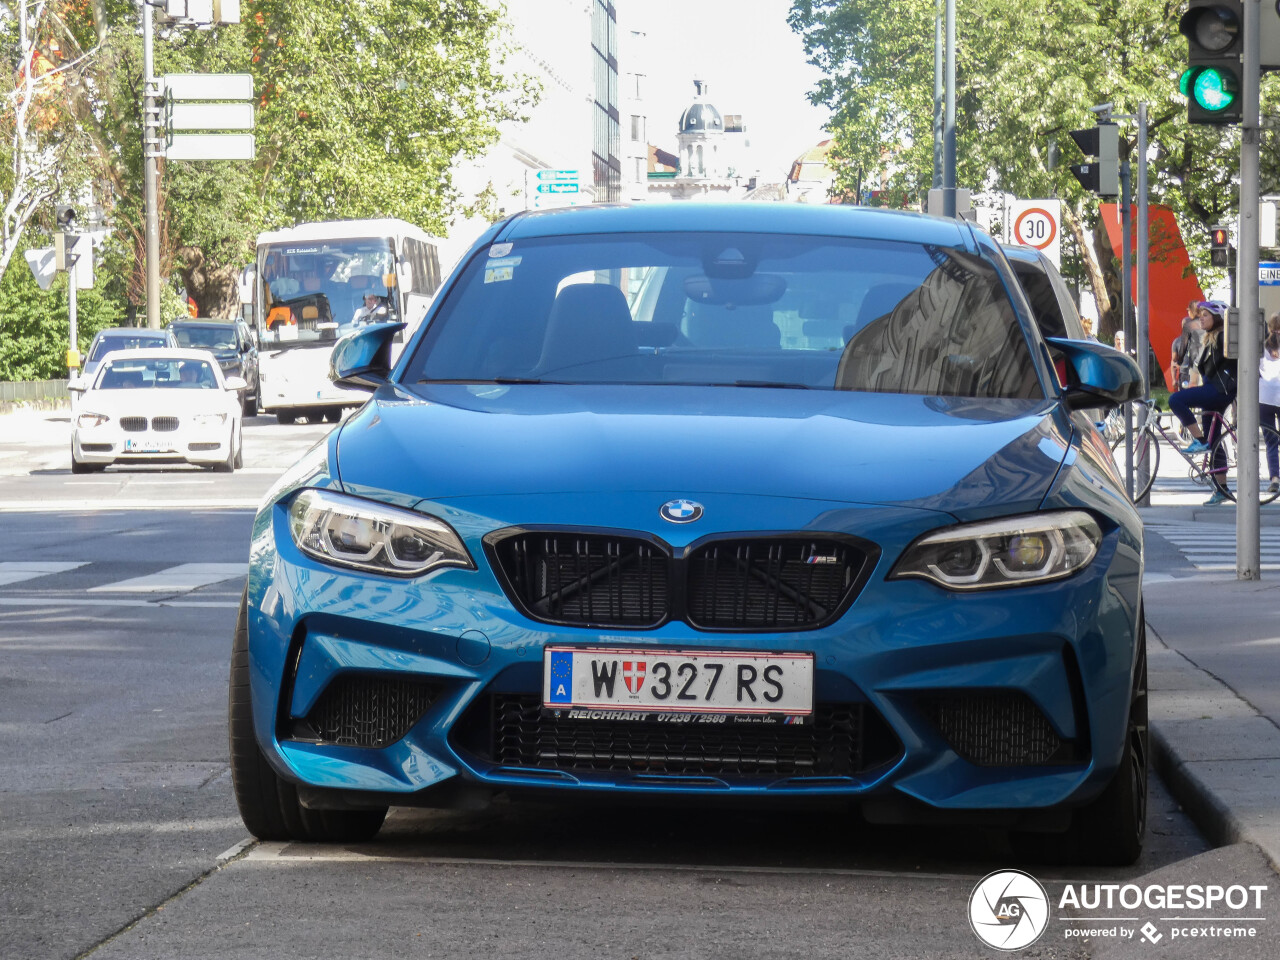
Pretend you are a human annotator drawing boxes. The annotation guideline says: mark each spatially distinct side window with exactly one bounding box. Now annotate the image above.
[404,240,441,296]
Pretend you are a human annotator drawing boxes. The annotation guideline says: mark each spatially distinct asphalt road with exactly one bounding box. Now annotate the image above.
[0,407,1274,959]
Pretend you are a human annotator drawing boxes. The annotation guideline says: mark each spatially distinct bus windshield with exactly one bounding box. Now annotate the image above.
[256,238,399,348]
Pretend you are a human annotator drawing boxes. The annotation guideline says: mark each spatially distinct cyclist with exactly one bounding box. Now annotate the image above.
[1168,301,1238,505]
[1261,313,1280,494]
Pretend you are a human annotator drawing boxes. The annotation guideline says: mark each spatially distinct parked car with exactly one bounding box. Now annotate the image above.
[1001,243,1087,340]
[230,203,1146,864]
[71,349,245,473]
[74,327,178,392]
[168,319,260,416]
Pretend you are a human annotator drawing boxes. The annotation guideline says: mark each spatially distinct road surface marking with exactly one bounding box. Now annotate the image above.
[88,562,247,593]
[0,597,240,609]
[0,499,260,511]
[0,561,87,586]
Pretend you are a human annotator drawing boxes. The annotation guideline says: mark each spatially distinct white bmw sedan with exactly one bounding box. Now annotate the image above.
[71,349,246,474]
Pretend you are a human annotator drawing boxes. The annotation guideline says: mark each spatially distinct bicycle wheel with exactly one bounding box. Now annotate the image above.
[1212,426,1280,504]
[1110,427,1161,502]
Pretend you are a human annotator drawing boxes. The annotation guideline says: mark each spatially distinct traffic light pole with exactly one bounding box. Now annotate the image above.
[1238,0,1262,580]
[1136,102,1151,506]
[942,0,956,216]
[1121,162,1135,500]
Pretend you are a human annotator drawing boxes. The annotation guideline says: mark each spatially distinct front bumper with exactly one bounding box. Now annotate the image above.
[243,489,1142,817]
[73,424,233,465]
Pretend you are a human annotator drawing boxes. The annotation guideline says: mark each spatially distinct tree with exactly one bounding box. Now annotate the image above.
[787,0,1249,338]
[32,1,533,317]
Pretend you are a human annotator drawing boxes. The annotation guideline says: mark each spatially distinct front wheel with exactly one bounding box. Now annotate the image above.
[228,591,387,842]
[1109,426,1160,502]
[1209,425,1280,504]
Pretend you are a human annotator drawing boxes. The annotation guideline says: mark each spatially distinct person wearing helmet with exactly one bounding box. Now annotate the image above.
[1168,300,1239,504]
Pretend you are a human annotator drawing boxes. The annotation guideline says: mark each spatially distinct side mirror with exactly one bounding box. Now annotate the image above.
[68,377,87,394]
[1046,337,1143,410]
[225,376,248,392]
[329,322,406,391]
[237,264,255,305]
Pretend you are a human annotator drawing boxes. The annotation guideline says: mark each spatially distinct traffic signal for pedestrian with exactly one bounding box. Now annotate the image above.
[1068,123,1119,197]
[1210,224,1231,267]
[1180,1,1243,124]
[55,204,75,229]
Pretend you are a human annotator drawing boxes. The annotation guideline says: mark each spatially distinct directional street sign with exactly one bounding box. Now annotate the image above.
[536,169,580,181]
[162,73,253,102]
[165,134,255,161]
[536,182,580,194]
[168,102,254,131]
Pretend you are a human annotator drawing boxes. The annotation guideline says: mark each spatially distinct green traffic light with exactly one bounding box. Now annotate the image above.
[1192,67,1237,112]
[1180,68,1193,96]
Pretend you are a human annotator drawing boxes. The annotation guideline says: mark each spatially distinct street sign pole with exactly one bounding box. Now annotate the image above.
[1121,161,1134,500]
[1136,102,1151,506]
[1239,0,1262,580]
[143,1,162,329]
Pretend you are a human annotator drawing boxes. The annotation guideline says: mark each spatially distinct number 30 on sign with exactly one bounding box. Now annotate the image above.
[1008,198,1061,268]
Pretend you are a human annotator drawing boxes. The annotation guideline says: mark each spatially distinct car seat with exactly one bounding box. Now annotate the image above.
[536,284,638,377]
[683,303,781,349]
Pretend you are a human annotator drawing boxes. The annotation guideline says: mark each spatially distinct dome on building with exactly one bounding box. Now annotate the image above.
[678,80,723,134]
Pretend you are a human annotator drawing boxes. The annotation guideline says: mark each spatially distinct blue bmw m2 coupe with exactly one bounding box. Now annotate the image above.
[230,203,1147,864]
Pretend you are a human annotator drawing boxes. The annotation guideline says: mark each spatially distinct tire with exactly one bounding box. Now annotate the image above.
[1210,425,1280,505]
[242,392,258,417]
[276,410,296,425]
[228,590,387,842]
[324,407,341,423]
[70,442,104,474]
[233,429,244,470]
[1012,619,1148,866]
[1109,427,1160,502]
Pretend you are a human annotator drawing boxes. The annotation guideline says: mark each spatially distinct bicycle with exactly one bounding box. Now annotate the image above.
[1106,397,1280,505]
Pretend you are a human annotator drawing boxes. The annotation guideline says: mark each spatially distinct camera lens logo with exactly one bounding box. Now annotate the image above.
[968,869,1050,951]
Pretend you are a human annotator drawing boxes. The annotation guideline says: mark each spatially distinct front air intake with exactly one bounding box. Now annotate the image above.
[922,692,1084,766]
[295,675,441,748]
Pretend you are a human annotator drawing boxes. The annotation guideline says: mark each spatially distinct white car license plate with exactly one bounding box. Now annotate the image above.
[543,646,814,715]
[123,439,169,453]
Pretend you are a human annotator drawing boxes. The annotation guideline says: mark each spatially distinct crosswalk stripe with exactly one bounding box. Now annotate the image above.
[1145,522,1280,570]
[0,561,87,586]
[86,562,246,593]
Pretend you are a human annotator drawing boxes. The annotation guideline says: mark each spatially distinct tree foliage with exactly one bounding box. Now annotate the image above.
[788,0,1268,336]
[3,0,532,351]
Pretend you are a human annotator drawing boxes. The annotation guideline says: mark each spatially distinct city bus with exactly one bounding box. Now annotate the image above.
[246,219,444,424]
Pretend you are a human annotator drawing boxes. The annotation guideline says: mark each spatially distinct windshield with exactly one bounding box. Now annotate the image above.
[95,358,218,390]
[256,238,398,348]
[405,232,1041,398]
[172,325,237,350]
[90,334,169,362]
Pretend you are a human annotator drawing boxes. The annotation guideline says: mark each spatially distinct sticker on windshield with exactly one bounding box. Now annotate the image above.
[484,256,521,284]
[488,242,513,258]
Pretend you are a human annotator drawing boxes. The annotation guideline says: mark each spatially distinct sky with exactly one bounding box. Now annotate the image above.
[622,0,832,180]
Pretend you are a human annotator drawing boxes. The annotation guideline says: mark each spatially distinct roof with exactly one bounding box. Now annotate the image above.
[99,348,220,363]
[256,218,441,246]
[94,327,170,339]
[496,202,973,248]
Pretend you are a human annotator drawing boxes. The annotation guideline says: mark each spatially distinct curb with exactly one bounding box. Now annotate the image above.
[1145,622,1280,873]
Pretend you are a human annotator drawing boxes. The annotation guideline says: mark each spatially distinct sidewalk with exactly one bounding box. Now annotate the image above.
[1141,501,1280,870]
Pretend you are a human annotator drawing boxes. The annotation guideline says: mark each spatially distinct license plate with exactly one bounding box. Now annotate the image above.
[543,646,814,715]
[123,439,169,453]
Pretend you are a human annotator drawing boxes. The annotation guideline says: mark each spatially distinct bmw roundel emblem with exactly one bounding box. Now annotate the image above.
[660,499,704,523]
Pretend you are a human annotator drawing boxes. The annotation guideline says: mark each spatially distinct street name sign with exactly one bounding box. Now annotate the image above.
[537,181,580,194]
[165,133,255,161]
[168,102,254,131]
[162,73,253,102]
[1008,198,1062,268]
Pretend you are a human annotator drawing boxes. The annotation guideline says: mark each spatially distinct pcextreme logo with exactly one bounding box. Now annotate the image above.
[968,869,1050,951]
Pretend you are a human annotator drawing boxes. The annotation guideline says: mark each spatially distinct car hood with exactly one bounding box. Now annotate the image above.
[334,384,1071,517]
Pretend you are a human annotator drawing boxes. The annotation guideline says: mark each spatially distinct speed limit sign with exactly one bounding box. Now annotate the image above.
[1008,198,1061,268]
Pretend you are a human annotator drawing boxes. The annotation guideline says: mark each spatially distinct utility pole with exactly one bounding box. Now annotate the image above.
[1121,161,1134,500]
[142,1,162,329]
[1239,0,1262,580]
[1135,103,1152,506]
[933,1,943,189]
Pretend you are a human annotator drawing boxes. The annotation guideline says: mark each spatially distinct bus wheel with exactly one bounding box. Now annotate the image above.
[276,410,296,425]
[324,407,341,423]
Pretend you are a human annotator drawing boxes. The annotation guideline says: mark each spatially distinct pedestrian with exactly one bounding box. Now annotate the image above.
[1260,313,1280,493]
[1168,301,1238,505]
[1081,316,1099,342]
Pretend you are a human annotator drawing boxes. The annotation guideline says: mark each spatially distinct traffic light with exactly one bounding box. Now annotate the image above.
[1180,1,1243,124]
[1210,224,1231,267]
[1068,123,1119,196]
[55,204,76,229]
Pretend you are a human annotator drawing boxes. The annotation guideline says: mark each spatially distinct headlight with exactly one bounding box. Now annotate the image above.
[193,412,228,425]
[76,412,109,428]
[889,511,1101,591]
[288,488,475,577]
